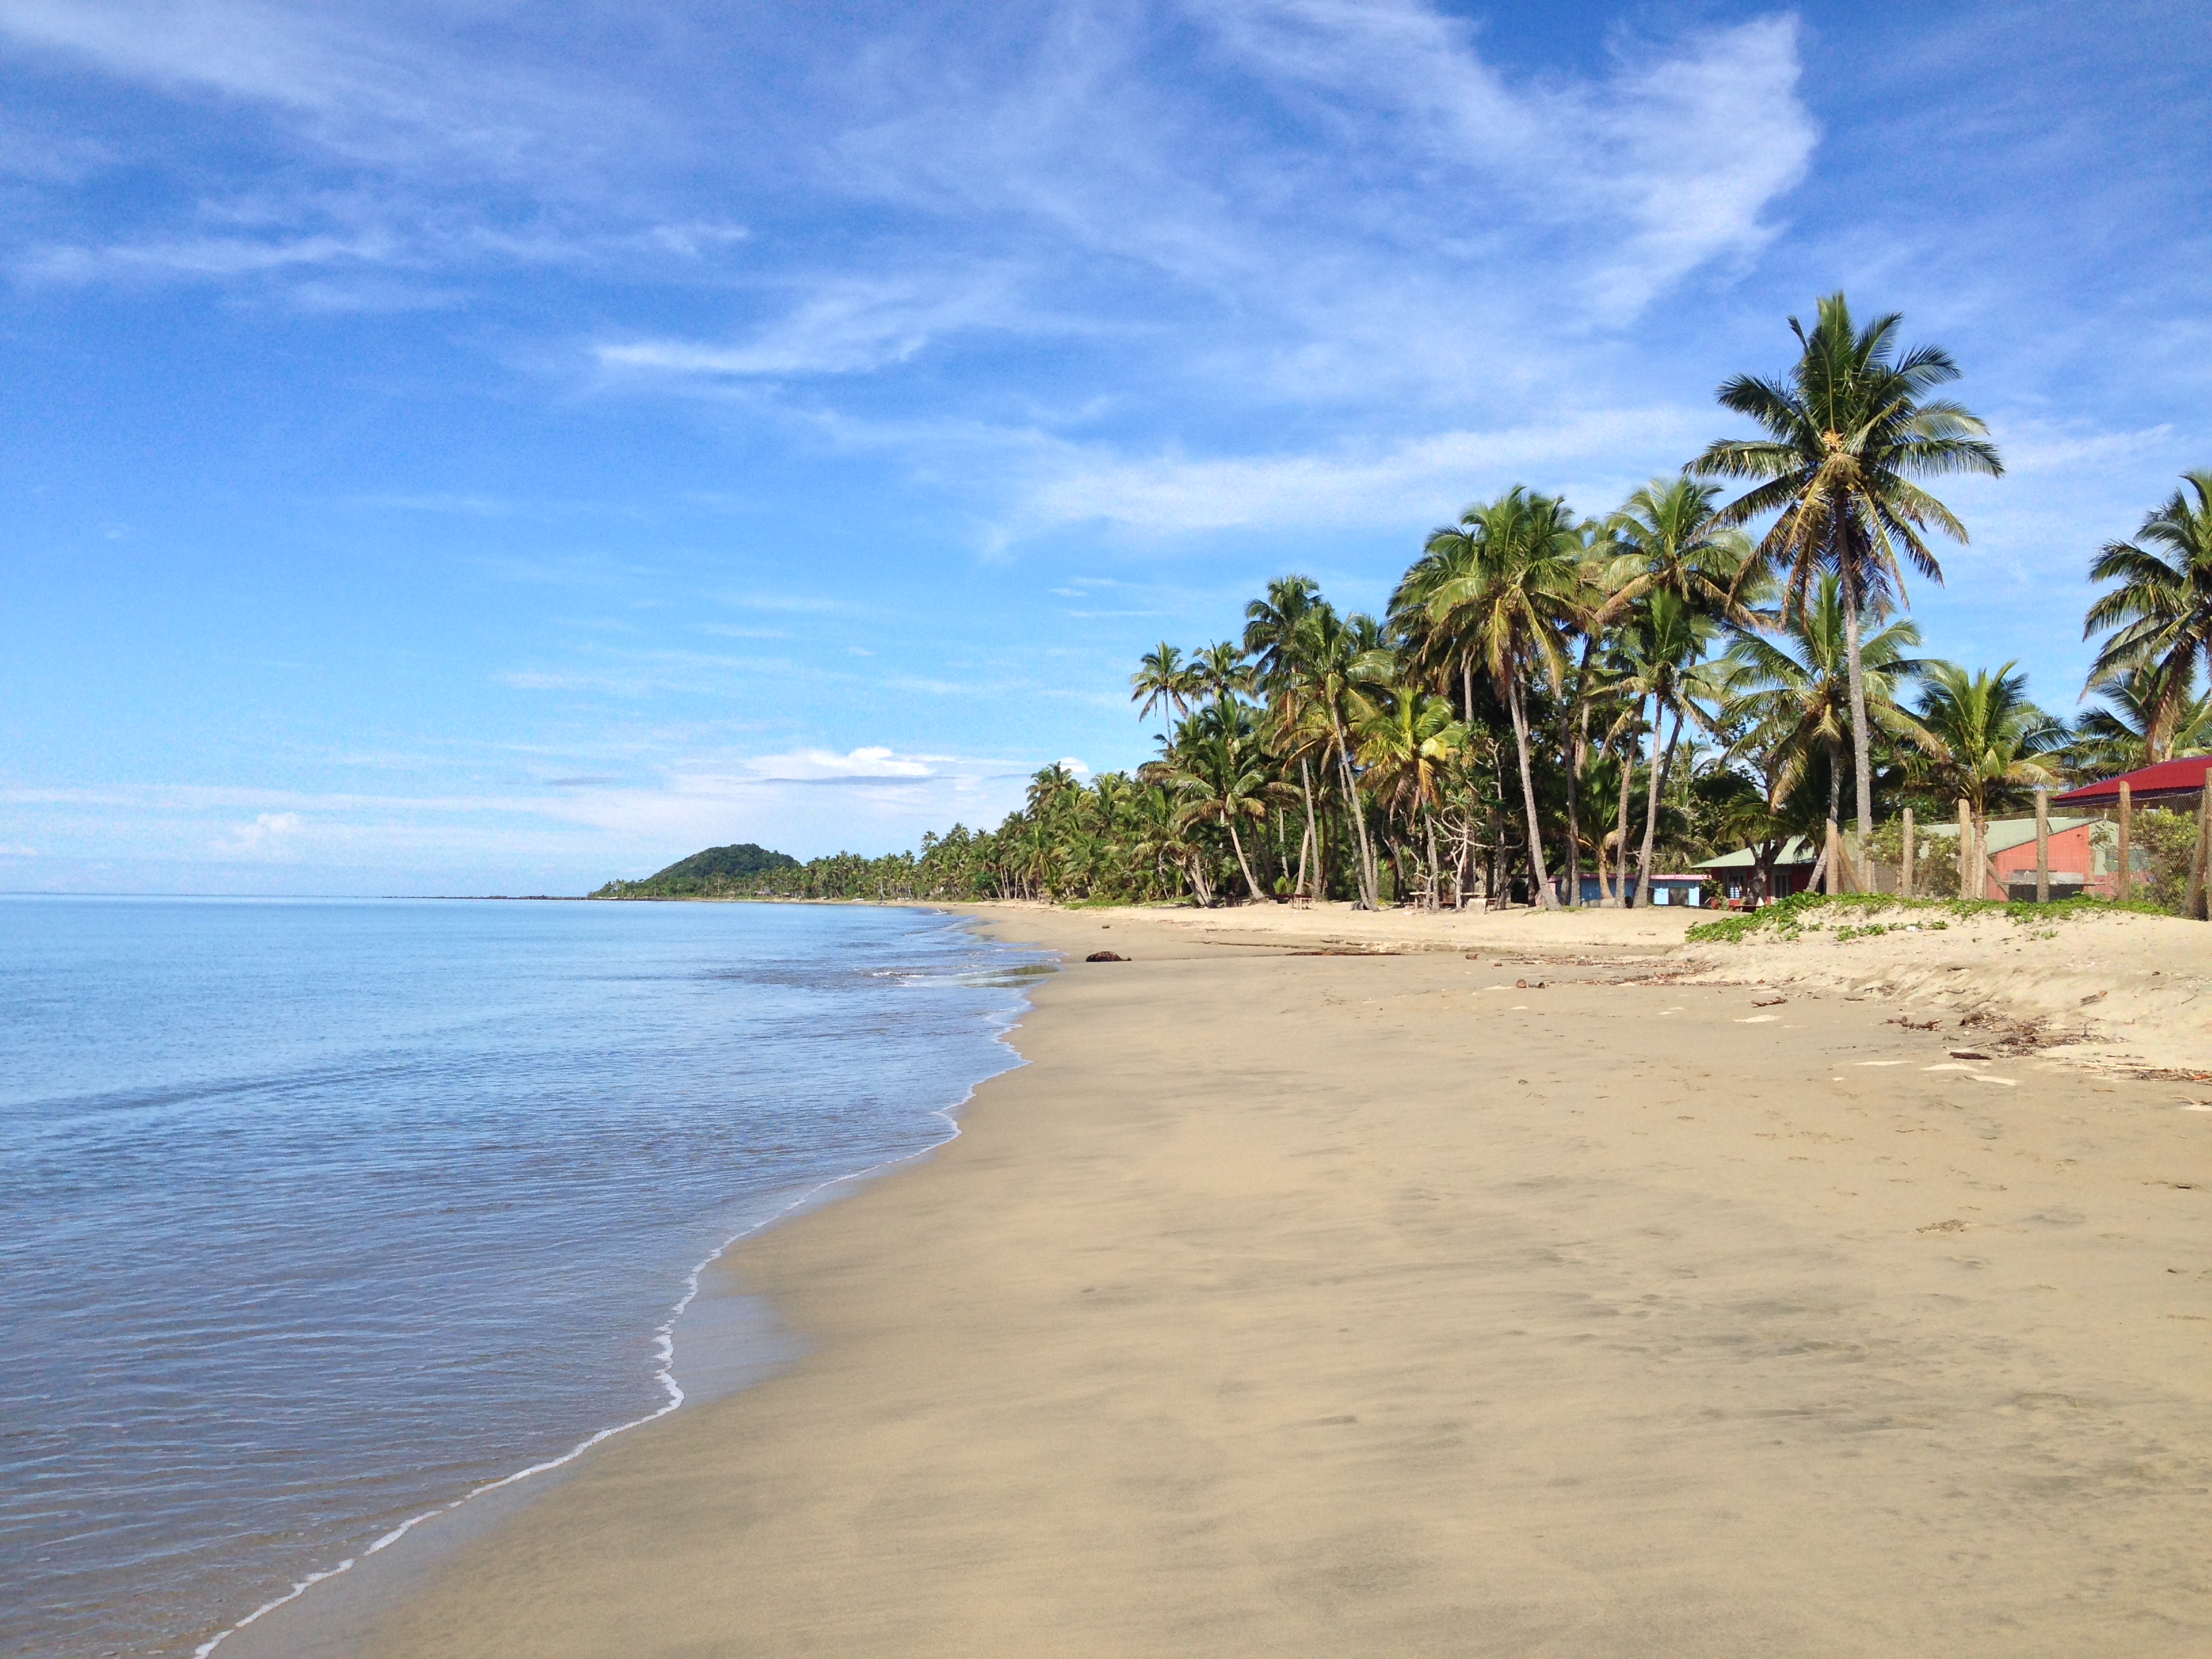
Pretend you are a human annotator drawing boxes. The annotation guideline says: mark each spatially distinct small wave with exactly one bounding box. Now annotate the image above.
[194,957,1039,1658]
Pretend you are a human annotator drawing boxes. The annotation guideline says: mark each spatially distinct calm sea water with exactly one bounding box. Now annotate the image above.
[0,898,1042,1659]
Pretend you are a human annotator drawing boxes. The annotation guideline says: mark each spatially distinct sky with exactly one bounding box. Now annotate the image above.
[1,0,2206,895]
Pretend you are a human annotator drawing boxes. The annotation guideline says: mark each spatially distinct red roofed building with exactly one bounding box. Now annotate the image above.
[2053,756,2212,812]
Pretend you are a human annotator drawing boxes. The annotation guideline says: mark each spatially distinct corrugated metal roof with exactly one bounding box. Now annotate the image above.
[1693,816,2095,869]
[2054,756,2212,805]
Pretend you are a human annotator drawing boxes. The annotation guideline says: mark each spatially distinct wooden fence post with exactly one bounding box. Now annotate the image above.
[2116,780,2133,902]
[2188,785,2212,922]
[2034,786,2050,904]
[1957,798,1973,898]
[1900,806,1916,899]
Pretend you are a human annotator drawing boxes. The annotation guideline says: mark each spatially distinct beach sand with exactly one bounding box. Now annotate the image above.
[241,901,2211,1657]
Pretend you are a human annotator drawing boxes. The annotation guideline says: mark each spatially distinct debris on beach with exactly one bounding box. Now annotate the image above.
[1086,951,1126,962]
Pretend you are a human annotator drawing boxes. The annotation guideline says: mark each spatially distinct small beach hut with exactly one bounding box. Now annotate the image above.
[1693,837,1820,905]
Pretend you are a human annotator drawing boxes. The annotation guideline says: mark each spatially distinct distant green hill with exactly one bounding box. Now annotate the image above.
[590,842,801,899]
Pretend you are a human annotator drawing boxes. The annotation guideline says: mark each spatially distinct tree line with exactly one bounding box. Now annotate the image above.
[648,294,2212,913]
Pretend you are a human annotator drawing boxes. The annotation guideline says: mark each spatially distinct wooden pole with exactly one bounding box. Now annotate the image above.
[2116,781,2133,901]
[1900,806,1915,899]
[2034,786,2050,904]
[1957,798,1973,899]
[2188,785,2212,922]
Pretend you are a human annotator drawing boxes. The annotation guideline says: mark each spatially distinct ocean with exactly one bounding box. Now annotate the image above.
[0,897,1042,1659]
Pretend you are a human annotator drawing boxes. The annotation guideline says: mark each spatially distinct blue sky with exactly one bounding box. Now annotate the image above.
[1,1,2205,894]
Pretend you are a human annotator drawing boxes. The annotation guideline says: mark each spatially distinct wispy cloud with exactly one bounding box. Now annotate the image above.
[597,272,1030,380]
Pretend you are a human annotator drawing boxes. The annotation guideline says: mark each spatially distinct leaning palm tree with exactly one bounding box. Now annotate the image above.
[1294,605,1389,909]
[1422,487,1585,909]
[1911,662,2066,883]
[2083,470,2212,758]
[1153,731,1288,903]
[1692,293,2002,858]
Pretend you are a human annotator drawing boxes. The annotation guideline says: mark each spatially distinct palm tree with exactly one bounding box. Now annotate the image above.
[2083,470,2212,758]
[1294,605,1389,909]
[1422,487,1585,909]
[1131,642,1202,727]
[1153,727,1287,903]
[1605,477,1758,622]
[2072,660,2212,774]
[1246,578,1328,897]
[1723,575,1933,886]
[1692,292,2002,858]
[1355,687,1466,907]
[1912,662,2066,887]
[1191,640,1256,712]
[1612,592,1722,904]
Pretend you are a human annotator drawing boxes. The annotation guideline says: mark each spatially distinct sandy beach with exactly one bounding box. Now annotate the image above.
[237,901,2212,1658]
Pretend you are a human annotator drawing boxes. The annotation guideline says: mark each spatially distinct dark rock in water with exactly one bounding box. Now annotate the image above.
[1086,950,1126,962]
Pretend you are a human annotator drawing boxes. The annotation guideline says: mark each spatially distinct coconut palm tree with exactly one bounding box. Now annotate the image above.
[1723,575,1933,882]
[1246,577,1328,897]
[1131,642,1202,727]
[1153,727,1288,903]
[2072,659,2212,774]
[1422,487,1585,909]
[1610,592,1724,904]
[1605,477,1759,623]
[1293,605,1389,909]
[1356,687,1467,907]
[1191,640,1256,713]
[1911,663,2066,883]
[2083,470,2212,758]
[1692,293,2002,858]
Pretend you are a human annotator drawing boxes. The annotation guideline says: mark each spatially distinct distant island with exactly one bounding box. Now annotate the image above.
[590,842,802,899]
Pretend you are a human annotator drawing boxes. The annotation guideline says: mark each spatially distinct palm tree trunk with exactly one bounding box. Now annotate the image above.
[1326,710,1378,909]
[1506,674,1557,909]
[1608,726,1635,907]
[1635,693,1666,907]
[1839,562,1876,855]
[1637,703,1688,905]
[1424,811,1441,912]
[1227,818,1265,902]
[1557,636,1597,908]
[1296,756,1317,899]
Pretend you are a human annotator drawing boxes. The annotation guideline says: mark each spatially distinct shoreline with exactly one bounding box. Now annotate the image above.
[204,905,1037,1659]
[229,899,2211,1657]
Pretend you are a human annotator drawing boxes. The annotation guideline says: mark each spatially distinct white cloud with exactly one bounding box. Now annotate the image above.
[213,811,303,857]
[596,272,1025,380]
[743,746,935,782]
[1014,407,1702,534]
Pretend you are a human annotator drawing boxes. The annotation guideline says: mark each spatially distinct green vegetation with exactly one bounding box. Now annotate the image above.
[590,292,2212,918]
[1685,892,2171,945]
[591,842,798,898]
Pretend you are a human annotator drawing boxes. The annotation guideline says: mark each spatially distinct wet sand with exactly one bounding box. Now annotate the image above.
[246,903,2212,1657]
